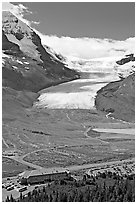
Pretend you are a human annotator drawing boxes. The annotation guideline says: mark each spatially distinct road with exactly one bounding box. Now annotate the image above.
[3,155,44,170]
[4,152,134,175]
[66,157,135,172]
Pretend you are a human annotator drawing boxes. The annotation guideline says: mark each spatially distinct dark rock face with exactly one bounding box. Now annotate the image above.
[2,31,22,55]
[116,54,135,65]
[95,73,135,122]
[2,11,79,92]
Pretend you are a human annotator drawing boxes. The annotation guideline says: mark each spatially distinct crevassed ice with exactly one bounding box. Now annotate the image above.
[35,81,109,109]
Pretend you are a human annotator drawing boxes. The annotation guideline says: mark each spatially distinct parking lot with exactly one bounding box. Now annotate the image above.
[2,177,48,201]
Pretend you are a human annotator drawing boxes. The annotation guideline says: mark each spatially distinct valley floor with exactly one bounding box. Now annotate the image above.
[2,72,135,178]
[2,108,135,177]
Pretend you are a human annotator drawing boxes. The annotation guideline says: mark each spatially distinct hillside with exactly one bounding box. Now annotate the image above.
[95,55,135,122]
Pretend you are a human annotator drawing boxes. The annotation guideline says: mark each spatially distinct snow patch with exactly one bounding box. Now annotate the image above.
[2,53,10,58]
[25,67,30,70]
[24,62,29,65]
[17,59,23,64]
[2,53,11,65]
[2,59,5,65]
[12,65,18,70]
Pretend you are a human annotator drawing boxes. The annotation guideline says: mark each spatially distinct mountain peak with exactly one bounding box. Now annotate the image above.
[2,10,33,41]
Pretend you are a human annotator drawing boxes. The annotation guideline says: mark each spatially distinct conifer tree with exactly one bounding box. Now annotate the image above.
[10,194,14,202]
[5,195,10,202]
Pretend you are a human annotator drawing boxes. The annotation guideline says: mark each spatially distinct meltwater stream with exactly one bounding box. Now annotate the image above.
[93,128,135,135]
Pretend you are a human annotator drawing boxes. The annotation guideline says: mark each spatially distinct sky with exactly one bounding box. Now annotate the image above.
[12,2,135,40]
[2,2,135,59]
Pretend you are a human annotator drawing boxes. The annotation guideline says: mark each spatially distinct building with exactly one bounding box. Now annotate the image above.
[19,168,70,185]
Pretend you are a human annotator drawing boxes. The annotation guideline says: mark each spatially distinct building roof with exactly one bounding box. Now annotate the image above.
[19,168,69,178]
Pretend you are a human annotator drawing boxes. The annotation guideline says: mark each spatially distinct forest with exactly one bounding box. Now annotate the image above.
[5,173,135,202]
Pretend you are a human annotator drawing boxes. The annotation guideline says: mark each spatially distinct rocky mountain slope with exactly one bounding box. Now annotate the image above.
[2,11,79,93]
[95,54,135,122]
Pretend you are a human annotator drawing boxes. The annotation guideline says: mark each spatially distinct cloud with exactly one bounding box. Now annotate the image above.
[2,2,135,60]
[2,2,32,26]
[35,31,135,59]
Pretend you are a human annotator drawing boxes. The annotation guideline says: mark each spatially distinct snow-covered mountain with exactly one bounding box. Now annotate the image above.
[2,11,79,92]
[2,10,135,122]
